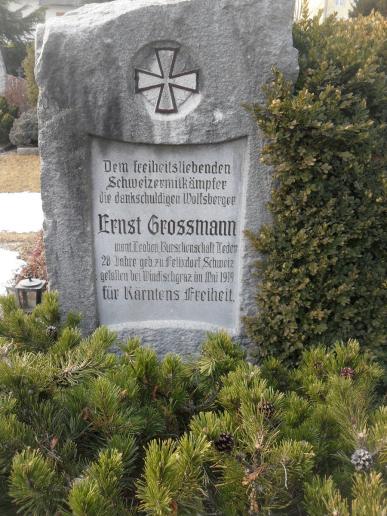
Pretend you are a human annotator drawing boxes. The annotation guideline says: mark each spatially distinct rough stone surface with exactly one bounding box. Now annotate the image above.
[36,0,298,356]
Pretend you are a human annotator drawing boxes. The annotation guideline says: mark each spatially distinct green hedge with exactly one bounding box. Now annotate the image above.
[245,13,386,371]
[0,293,385,514]
[350,0,387,17]
[0,96,17,143]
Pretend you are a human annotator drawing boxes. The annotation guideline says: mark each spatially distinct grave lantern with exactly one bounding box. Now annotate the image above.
[14,276,47,312]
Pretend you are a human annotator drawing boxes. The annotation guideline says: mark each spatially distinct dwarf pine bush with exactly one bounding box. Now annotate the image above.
[0,292,385,514]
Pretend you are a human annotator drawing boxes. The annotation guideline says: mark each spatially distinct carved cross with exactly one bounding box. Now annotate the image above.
[135,48,199,114]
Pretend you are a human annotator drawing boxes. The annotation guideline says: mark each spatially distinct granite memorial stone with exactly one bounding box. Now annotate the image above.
[36,0,298,355]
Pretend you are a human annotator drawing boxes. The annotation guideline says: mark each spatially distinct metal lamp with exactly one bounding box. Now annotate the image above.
[13,276,47,312]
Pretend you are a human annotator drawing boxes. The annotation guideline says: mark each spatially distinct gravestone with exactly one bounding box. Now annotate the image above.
[36,0,298,355]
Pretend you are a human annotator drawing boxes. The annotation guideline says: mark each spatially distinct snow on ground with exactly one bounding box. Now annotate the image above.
[0,192,43,232]
[0,248,26,295]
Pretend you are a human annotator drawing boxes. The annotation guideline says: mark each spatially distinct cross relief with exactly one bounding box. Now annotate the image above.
[135,47,199,114]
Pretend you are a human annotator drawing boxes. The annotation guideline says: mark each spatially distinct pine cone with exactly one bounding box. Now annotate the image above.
[351,448,373,471]
[313,361,325,378]
[118,389,128,401]
[214,432,234,453]
[340,366,355,380]
[81,407,93,422]
[258,400,275,419]
[46,325,58,340]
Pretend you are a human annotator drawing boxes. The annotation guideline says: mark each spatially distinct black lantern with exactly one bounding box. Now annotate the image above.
[12,276,47,312]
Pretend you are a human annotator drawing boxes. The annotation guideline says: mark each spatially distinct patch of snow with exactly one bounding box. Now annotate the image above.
[0,248,25,295]
[0,192,43,232]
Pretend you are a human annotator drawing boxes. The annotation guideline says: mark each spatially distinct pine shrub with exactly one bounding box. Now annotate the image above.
[0,292,385,514]
[245,13,387,372]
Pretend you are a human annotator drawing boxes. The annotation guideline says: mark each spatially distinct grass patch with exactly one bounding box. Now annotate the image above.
[0,152,40,192]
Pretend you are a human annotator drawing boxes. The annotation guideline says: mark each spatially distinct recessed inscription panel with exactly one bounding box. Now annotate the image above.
[91,137,246,330]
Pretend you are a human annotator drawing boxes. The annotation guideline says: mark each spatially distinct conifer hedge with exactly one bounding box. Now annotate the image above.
[350,0,387,17]
[245,13,386,372]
